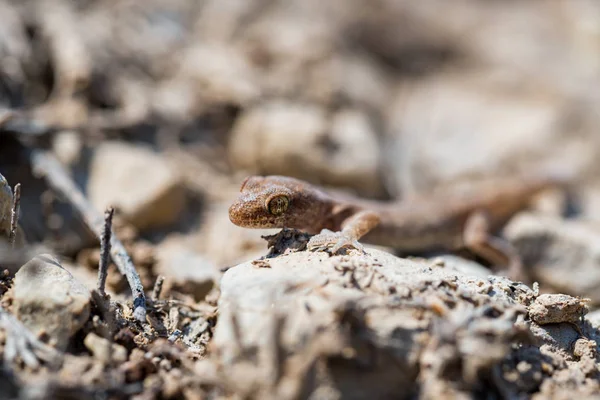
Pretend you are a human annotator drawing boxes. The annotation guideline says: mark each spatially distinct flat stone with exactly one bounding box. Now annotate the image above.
[87,141,186,231]
[14,254,91,350]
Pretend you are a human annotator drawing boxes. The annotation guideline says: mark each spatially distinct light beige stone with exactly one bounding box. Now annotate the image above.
[87,141,186,231]
[14,254,91,350]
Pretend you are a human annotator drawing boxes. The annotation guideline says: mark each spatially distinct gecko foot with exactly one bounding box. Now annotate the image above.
[307,230,364,254]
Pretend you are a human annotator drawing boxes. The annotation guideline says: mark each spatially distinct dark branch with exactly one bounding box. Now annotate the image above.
[30,150,146,322]
[98,207,114,296]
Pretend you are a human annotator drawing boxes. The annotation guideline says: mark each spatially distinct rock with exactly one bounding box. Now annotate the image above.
[214,247,539,399]
[214,244,600,398]
[305,52,392,111]
[326,109,383,195]
[228,101,327,177]
[577,181,600,223]
[384,72,593,196]
[155,239,219,301]
[87,141,186,231]
[14,254,91,350]
[504,212,600,303]
[178,42,260,106]
[228,101,383,196]
[84,332,128,364]
[241,7,335,99]
[194,202,275,267]
[154,42,260,120]
[585,309,600,329]
[428,254,491,279]
[52,130,82,166]
[529,294,588,325]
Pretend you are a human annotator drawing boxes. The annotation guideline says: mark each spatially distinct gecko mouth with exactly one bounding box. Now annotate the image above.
[228,202,272,228]
[229,203,287,229]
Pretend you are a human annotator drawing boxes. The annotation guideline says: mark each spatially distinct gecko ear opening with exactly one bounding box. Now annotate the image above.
[239,176,252,192]
[239,176,265,192]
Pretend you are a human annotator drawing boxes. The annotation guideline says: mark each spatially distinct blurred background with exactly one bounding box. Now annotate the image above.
[1,0,600,301]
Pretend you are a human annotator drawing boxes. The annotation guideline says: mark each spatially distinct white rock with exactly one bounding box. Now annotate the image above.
[214,247,533,398]
[385,73,593,196]
[87,141,186,231]
[229,102,383,196]
[14,254,91,350]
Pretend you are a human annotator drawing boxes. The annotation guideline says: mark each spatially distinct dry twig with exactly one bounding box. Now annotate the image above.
[0,305,61,369]
[152,275,165,302]
[8,183,20,247]
[98,208,114,296]
[30,150,146,321]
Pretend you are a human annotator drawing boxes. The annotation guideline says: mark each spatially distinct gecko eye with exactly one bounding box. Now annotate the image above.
[267,195,289,215]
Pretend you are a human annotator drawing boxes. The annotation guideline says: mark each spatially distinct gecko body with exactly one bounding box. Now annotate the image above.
[228,174,567,277]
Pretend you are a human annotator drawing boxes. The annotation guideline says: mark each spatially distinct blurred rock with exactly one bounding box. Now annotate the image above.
[577,182,600,223]
[228,101,326,176]
[341,0,467,73]
[461,1,600,96]
[586,309,600,329]
[52,131,82,166]
[428,254,491,279]
[154,42,260,120]
[14,254,91,350]
[0,1,30,95]
[87,141,186,231]
[241,6,336,99]
[194,202,270,267]
[84,332,128,364]
[345,0,600,95]
[326,109,382,194]
[385,73,595,196]
[306,52,392,111]
[229,101,383,196]
[504,212,600,303]
[155,238,219,301]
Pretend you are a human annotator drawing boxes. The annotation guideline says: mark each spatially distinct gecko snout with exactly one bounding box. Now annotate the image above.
[228,201,247,226]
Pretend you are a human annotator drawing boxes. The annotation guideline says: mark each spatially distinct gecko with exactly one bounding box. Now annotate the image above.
[228,174,568,279]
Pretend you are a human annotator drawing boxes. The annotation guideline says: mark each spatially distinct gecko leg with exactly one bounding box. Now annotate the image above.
[307,210,381,254]
[463,211,524,281]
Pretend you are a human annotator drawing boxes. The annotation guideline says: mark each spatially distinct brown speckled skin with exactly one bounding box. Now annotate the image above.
[228,174,563,252]
[228,176,360,234]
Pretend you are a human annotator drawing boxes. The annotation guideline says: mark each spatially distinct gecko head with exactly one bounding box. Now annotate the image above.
[228,175,316,229]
